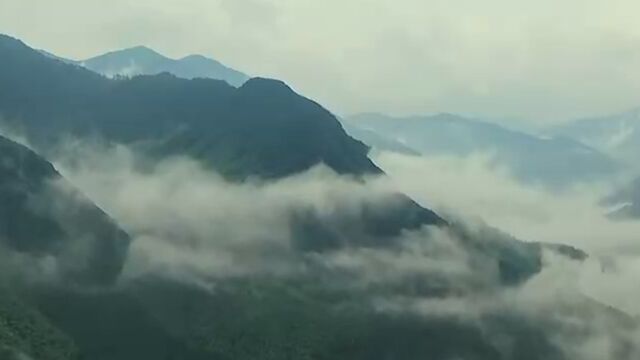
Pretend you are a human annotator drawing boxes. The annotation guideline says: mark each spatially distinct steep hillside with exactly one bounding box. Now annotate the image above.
[1,34,629,360]
[0,34,380,181]
[0,135,130,285]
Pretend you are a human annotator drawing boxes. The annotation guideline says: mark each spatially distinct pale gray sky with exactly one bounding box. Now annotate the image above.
[2,0,640,125]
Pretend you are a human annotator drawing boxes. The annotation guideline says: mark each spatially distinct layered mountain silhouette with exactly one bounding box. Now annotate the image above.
[340,120,421,156]
[0,34,634,360]
[0,33,449,245]
[344,113,618,188]
[1,35,381,181]
[41,45,250,87]
[549,108,640,170]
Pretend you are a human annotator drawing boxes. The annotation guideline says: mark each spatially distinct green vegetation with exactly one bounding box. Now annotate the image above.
[0,287,77,360]
[26,278,550,360]
[0,33,636,360]
[0,136,130,286]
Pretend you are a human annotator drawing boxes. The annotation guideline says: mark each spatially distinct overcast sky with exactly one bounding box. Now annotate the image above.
[2,0,640,126]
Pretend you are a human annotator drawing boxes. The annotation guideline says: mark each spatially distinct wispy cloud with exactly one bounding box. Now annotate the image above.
[34,140,638,358]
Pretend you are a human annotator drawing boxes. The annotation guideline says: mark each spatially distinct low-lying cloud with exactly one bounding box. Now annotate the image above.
[38,141,640,359]
[373,151,640,251]
[373,151,640,318]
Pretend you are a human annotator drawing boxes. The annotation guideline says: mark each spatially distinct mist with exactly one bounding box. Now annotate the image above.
[373,151,640,251]
[2,2,640,357]
[38,140,640,359]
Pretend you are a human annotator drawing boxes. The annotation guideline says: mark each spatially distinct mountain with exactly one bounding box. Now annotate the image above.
[0,35,381,181]
[38,49,79,65]
[548,109,640,217]
[340,121,421,156]
[79,46,249,86]
[0,33,594,282]
[605,177,640,219]
[610,202,640,219]
[549,108,640,169]
[345,113,619,188]
[0,135,130,285]
[0,34,453,267]
[0,134,130,358]
[0,135,559,360]
[0,285,79,360]
[0,33,450,255]
[1,34,633,360]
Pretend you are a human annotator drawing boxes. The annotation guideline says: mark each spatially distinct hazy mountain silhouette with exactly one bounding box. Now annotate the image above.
[0,33,449,250]
[0,34,381,181]
[1,34,632,360]
[77,45,249,86]
[345,113,618,188]
[549,108,640,170]
[340,120,421,156]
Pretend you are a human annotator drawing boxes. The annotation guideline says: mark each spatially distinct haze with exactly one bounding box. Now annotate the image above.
[2,0,640,125]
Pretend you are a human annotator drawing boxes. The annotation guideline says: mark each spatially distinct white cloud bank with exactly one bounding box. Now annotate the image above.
[372,151,640,318]
[12,139,628,359]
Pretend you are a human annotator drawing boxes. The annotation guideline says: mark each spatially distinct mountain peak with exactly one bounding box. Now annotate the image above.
[129,45,153,51]
[180,54,212,62]
[107,45,166,59]
[239,77,293,95]
[0,33,29,51]
[80,45,249,86]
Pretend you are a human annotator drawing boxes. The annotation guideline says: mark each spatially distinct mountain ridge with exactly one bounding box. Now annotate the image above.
[1,33,631,360]
[345,112,619,188]
[78,44,249,86]
[0,33,381,181]
[548,107,640,170]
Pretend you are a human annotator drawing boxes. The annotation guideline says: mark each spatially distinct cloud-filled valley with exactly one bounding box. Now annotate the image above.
[43,140,640,359]
[2,94,640,360]
[0,26,640,359]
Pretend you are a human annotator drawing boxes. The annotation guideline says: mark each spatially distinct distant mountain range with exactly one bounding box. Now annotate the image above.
[41,45,249,87]
[344,113,618,188]
[0,33,633,359]
[546,108,640,217]
[1,33,451,243]
[340,121,421,156]
[548,108,640,170]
